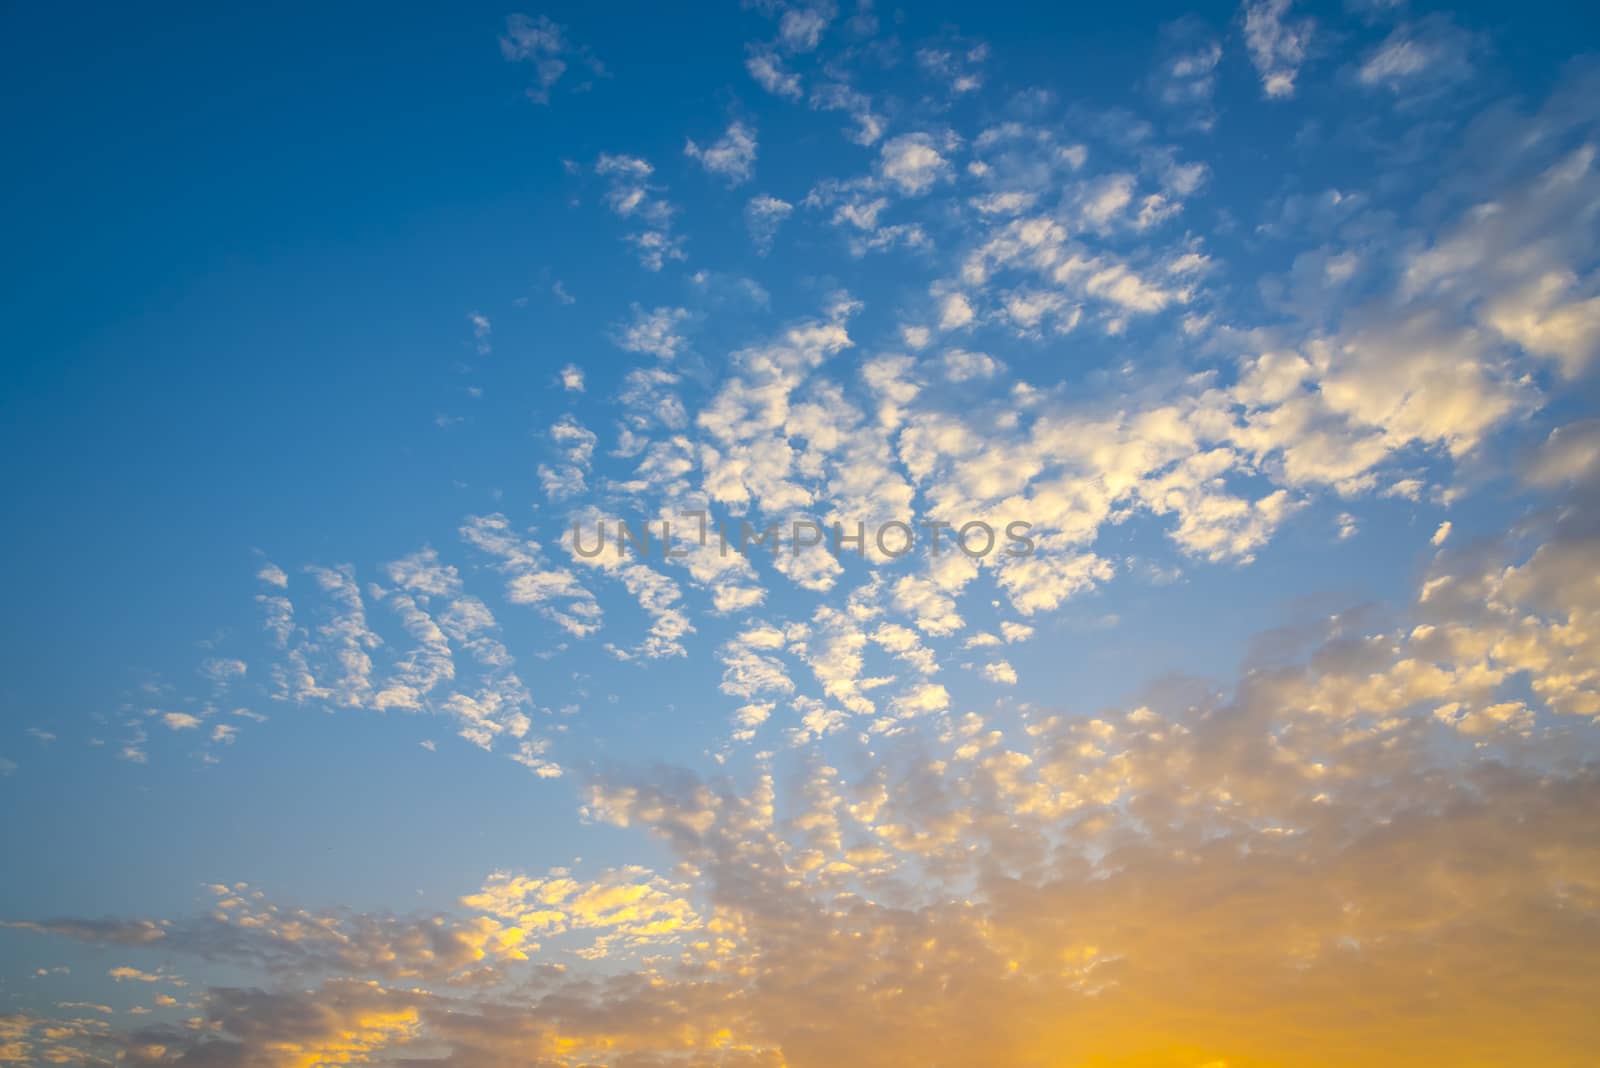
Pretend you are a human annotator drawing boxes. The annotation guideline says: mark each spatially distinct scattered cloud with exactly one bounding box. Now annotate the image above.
[500,13,605,103]
[685,120,759,186]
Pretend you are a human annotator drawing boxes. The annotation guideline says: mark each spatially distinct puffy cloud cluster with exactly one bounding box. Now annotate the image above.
[594,153,685,270]
[17,476,1600,1062]
[20,17,1600,1068]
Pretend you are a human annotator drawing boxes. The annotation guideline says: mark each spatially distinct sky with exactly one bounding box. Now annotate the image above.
[2,0,1599,1064]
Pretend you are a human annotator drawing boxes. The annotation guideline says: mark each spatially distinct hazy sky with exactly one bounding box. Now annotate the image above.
[2,1,1599,1065]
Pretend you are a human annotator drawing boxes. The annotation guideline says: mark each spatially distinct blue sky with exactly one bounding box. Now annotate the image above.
[3,2,1600,1065]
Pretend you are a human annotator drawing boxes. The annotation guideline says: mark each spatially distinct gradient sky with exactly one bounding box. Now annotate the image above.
[3,1,1600,1065]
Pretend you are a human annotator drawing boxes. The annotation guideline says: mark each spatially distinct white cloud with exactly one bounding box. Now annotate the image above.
[746,47,801,99]
[879,133,954,195]
[938,292,975,331]
[1357,17,1476,96]
[1078,174,1136,227]
[917,44,988,95]
[778,5,832,52]
[468,311,491,354]
[982,659,1018,685]
[810,81,885,145]
[1000,621,1034,643]
[685,121,758,186]
[613,305,691,360]
[1242,0,1313,99]
[745,195,794,254]
[1154,26,1221,123]
[595,154,683,270]
[500,13,603,104]
[460,514,602,639]
[886,681,950,722]
[939,348,1001,383]
[998,550,1114,616]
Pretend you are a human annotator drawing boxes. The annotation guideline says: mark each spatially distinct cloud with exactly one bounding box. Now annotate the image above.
[22,28,1600,1068]
[559,511,695,661]
[879,132,954,195]
[247,537,555,757]
[685,121,759,186]
[746,46,802,99]
[981,659,1017,685]
[937,292,974,331]
[778,4,834,53]
[1356,16,1477,97]
[1242,0,1313,98]
[468,311,491,354]
[461,866,700,958]
[538,415,598,500]
[594,153,684,270]
[1402,143,1600,379]
[43,506,1600,1063]
[916,43,988,96]
[200,657,246,683]
[613,304,691,360]
[500,13,604,104]
[108,967,163,983]
[1527,419,1600,487]
[810,80,885,145]
[745,194,794,253]
[1151,20,1221,126]
[938,348,1001,383]
[460,513,602,640]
